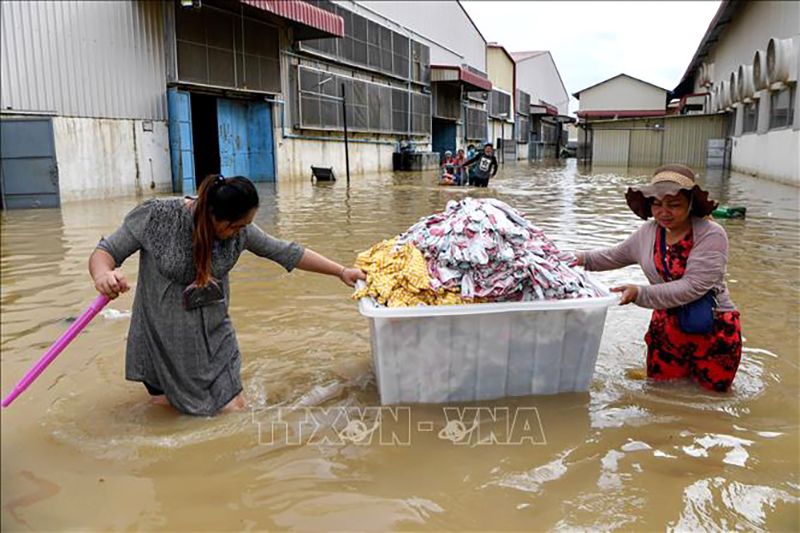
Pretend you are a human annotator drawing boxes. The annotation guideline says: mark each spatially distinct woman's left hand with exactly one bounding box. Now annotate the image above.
[339,268,367,288]
[611,284,639,305]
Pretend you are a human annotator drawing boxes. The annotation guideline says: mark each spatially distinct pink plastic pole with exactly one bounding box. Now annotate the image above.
[2,294,110,408]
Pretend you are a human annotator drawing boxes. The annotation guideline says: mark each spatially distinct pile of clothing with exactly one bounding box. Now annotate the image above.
[354,198,601,307]
[352,238,466,307]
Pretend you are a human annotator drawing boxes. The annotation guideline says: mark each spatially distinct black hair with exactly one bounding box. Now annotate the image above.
[193,175,259,286]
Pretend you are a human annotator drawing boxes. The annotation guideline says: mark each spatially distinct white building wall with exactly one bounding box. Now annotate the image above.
[53,117,172,201]
[579,76,667,112]
[732,129,799,185]
[516,54,569,115]
[687,1,799,185]
[276,135,398,180]
[357,1,486,71]
[693,1,800,92]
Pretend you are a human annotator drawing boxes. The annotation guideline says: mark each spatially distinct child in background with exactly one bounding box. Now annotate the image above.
[464,143,498,188]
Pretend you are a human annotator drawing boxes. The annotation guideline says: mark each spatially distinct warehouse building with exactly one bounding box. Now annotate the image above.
[360,1,492,157]
[486,43,516,163]
[672,0,799,185]
[0,0,347,206]
[573,74,669,121]
[511,50,571,160]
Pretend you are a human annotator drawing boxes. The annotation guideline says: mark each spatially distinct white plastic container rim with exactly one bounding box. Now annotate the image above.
[355,275,619,318]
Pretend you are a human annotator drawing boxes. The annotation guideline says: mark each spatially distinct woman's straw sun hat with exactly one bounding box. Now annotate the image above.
[625,164,718,220]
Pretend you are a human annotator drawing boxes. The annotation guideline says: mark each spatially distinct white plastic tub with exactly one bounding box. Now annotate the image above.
[357,277,617,405]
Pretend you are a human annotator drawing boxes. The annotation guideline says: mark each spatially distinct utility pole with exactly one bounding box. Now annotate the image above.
[303,76,350,184]
[341,82,350,185]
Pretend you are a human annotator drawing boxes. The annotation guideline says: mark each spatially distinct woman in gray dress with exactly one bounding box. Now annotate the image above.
[88,175,365,416]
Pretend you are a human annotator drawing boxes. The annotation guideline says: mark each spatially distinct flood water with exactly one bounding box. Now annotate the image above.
[1,160,798,531]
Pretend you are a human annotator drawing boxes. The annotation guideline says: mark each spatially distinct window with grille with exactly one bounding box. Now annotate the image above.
[297,66,427,134]
[542,122,557,144]
[516,115,529,143]
[298,2,428,84]
[742,101,758,134]
[433,83,461,120]
[411,41,430,84]
[516,90,531,116]
[175,4,280,92]
[769,85,795,130]
[489,90,511,119]
[465,107,487,140]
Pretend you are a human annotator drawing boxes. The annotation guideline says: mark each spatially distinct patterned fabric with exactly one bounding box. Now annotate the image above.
[352,238,465,307]
[397,198,601,302]
[645,228,742,392]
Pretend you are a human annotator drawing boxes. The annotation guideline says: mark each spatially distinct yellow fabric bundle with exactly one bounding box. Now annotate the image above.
[352,238,465,307]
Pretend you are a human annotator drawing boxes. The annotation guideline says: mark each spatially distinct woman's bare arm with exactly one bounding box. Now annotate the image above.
[89,249,130,299]
[294,249,366,287]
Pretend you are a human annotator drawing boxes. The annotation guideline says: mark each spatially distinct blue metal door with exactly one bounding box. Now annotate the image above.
[167,88,196,195]
[217,99,250,178]
[217,99,275,182]
[432,118,457,161]
[248,101,274,182]
[0,118,60,209]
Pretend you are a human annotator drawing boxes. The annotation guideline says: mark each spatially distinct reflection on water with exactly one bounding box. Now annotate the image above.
[1,160,798,531]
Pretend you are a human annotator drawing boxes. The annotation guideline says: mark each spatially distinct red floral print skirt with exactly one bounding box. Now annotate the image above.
[645,228,742,392]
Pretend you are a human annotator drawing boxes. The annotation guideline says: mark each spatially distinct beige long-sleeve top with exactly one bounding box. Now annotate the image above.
[582,217,736,312]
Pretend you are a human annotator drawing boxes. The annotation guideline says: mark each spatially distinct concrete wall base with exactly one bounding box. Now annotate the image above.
[53,116,171,201]
[275,133,398,182]
[732,129,800,186]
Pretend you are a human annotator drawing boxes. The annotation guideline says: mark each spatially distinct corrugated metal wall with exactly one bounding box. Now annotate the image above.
[663,115,726,169]
[628,130,662,167]
[0,1,167,120]
[590,114,727,169]
[593,130,629,166]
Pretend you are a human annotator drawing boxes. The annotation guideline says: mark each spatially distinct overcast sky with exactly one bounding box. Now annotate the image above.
[460,1,721,114]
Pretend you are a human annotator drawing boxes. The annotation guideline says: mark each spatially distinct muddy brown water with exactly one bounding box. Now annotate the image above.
[1,160,798,531]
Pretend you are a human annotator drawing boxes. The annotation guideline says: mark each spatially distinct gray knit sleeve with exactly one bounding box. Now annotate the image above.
[96,199,154,267]
[244,224,305,272]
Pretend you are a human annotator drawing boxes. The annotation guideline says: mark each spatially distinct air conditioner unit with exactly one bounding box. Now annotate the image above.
[753,49,769,91]
[737,64,755,102]
[766,36,798,85]
[729,70,741,104]
[710,86,719,112]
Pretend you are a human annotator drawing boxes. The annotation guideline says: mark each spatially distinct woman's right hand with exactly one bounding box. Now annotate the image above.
[94,270,130,300]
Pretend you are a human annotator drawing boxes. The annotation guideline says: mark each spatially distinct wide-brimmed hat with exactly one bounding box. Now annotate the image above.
[625,164,718,220]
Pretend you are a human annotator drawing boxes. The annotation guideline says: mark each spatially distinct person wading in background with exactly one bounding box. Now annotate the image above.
[464,143,498,187]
